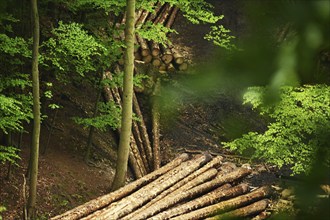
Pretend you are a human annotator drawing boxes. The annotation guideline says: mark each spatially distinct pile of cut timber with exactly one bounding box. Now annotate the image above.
[118,2,188,72]
[51,153,272,220]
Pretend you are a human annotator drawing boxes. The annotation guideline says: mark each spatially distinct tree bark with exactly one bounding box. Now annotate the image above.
[151,78,161,170]
[132,93,153,169]
[152,184,248,219]
[205,199,270,220]
[111,0,136,191]
[172,186,272,220]
[165,6,179,28]
[146,2,162,22]
[87,154,212,220]
[27,0,40,219]
[51,154,190,220]
[136,34,150,57]
[153,3,171,25]
[125,168,219,220]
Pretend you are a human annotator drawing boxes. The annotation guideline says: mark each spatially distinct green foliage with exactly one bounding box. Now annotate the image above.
[223,85,330,174]
[137,22,177,45]
[74,101,121,131]
[165,0,222,24]
[0,145,20,165]
[41,21,107,79]
[0,205,6,220]
[204,25,237,51]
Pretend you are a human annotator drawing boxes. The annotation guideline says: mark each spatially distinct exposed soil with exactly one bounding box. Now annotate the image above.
[0,1,288,219]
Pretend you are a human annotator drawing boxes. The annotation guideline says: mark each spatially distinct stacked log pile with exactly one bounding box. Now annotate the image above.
[120,2,188,72]
[51,153,272,220]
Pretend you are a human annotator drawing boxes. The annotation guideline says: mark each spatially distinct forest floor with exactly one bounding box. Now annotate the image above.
[0,1,295,219]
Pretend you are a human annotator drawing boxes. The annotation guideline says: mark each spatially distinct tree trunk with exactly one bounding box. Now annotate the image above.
[136,34,150,57]
[171,47,184,64]
[27,0,40,219]
[88,154,212,220]
[51,153,190,220]
[205,199,270,220]
[172,186,272,220]
[111,0,136,191]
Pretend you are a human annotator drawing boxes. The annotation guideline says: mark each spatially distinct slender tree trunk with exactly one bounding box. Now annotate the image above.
[111,0,135,191]
[27,0,40,218]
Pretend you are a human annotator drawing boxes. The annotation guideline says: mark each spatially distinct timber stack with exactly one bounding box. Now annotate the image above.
[51,153,272,220]
[119,2,188,72]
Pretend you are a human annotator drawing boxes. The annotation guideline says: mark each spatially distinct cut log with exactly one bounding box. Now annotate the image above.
[178,62,188,71]
[142,54,152,63]
[160,44,173,64]
[151,184,248,219]
[136,34,150,57]
[146,2,162,22]
[172,186,272,220]
[205,199,270,220]
[153,3,171,24]
[154,3,171,25]
[151,56,162,67]
[158,61,167,73]
[128,167,249,220]
[167,62,176,72]
[135,9,151,29]
[101,72,144,178]
[85,154,212,220]
[171,47,184,64]
[51,153,190,220]
[125,169,220,220]
[132,93,153,169]
[151,78,161,170]
[132,119,150,173]
[104,70,147,178]
[165,6,179,28]
[123,156,223,220]
[134,51,142,61]
[150,41,161,57]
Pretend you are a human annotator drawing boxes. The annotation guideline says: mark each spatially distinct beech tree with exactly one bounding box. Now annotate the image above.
[111,0,136,190]
[27,0,41,218]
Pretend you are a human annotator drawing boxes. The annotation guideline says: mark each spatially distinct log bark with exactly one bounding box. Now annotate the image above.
[165,6,179,28]
[123,156,223,220]
[128,164,248,220]
[154,3,171,25]
[172,186,272,220]
[51,153,190,220]
[103,71,146,178]
[136,34,150,56]
[152,183,248,219]
[132,119,150,173]
[205,199,270,220]
[153,3,170,24]
[132,93,153,169]
[125,168,219,220]
[146,2,162,22]
[151,78,161,170]
[85,154,212,220]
